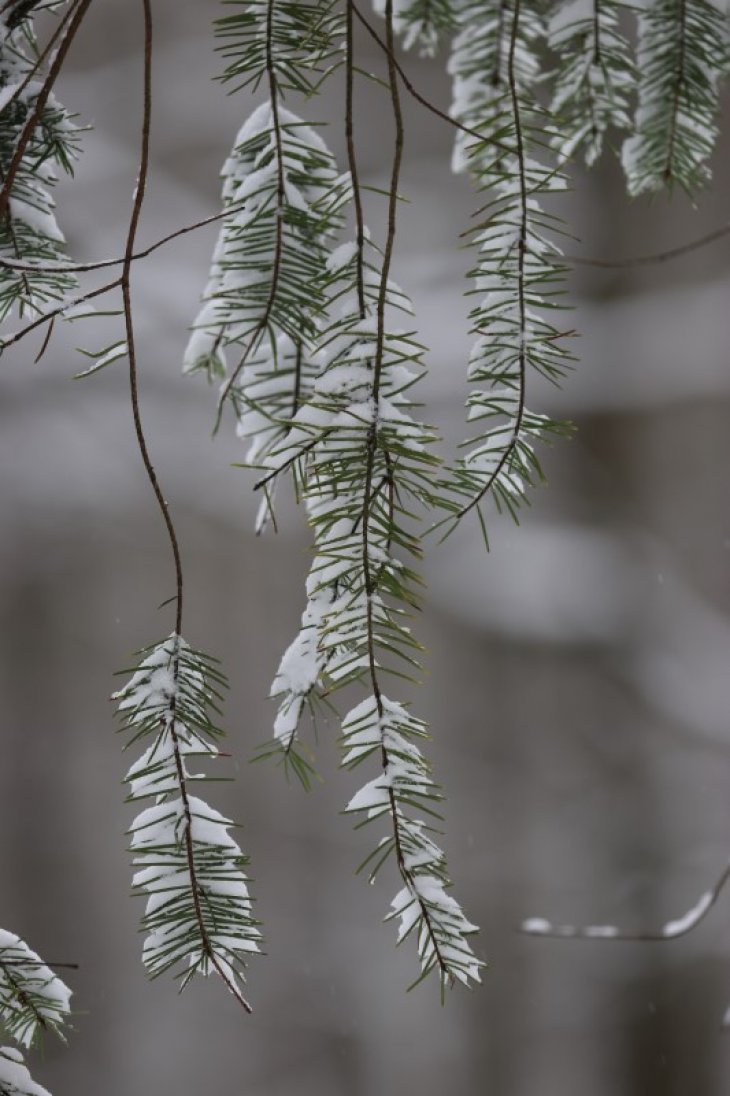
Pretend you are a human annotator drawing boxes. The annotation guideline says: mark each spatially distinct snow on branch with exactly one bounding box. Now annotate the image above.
[522,858,730,942]
[256,241,482,989]
[448,0,542,174]
[623,0,730,194]
[444,0,574,540]
[522,859,730,1024]
[548,0,635,166]
[0,1047,53,1096]
[0,931,71,1049]
[0,9,83,320]
[183,101,347,387]
[114,636,261,1011]
[343,697,483,988]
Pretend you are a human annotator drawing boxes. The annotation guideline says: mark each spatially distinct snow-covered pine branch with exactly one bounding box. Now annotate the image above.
[373,0,457,56]
[258,242,426,766]
[448,0,542,174]
[623,0,730,194]
[0,1047,52,1096]
[113,635,261,1012]
[445,0,573,539]
[0,8,82,321]
[215,0,342,96]
[185,0,347,451]
[256,242,482,988]
[0,929,72,1096]
[548,0,635,166]
[0,930,71,1048]
[343,698,483,989]
[183,102,346,383]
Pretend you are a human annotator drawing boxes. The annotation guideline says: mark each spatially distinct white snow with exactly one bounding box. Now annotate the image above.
[662,890,714,938]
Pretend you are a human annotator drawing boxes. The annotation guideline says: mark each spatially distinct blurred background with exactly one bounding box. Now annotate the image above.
[3,2,730,1093]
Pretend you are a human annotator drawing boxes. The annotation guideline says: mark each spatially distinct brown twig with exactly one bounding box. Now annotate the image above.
[121,0,252,1017]
[351,0,510,156]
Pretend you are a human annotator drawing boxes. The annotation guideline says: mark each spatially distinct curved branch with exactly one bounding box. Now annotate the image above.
[567,221,730,269]
[351,0,510,155]
[121,0,251,1016]
[521,859,730,943]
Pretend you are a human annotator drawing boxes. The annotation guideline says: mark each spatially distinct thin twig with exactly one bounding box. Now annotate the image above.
[566,221,730,269]
[521,859,730,943]
[0,276,121,353]
[123,0,251,1016]
[351,0,510,155]
[0,201,254,276]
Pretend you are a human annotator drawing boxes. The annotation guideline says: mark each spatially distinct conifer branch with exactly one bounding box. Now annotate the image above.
[116,0,260,1013]
[114,637,260,1012]
[0,0,92,222]
[623,0,730,194]
[0,932,71,1049]
[442,0,574,541]
[548,0,634,166]
[255,0,482,986]
[0,2,88,319]
[0,929,72,1096]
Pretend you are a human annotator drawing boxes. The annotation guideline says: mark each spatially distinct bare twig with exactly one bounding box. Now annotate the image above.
[122,0,251,1016]
[521,859,730,943]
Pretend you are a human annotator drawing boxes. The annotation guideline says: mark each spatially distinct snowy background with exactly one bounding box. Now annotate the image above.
[3,2,730,1093]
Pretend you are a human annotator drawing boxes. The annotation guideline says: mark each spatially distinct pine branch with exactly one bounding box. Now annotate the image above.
[442,0,574,540]
[114,636,261,1011]
[184,104,347,426]
[623,0,730,194]
[216,0,341,95]
[0,4,87,320]
[0,931,71,1050]
[448,0,541,173]
[548,0,635,166]
[0,1047,52,1096]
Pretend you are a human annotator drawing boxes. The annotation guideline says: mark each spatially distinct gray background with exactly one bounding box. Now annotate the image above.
[3,2,730,1093]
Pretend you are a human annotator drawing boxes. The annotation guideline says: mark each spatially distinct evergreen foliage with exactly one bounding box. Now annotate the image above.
[548,0,634,167]
[623,0,730,194]
[0,930,71,1095]
[2,0,730,1077]
[113,636,261,1009]
[0,5,81,321]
